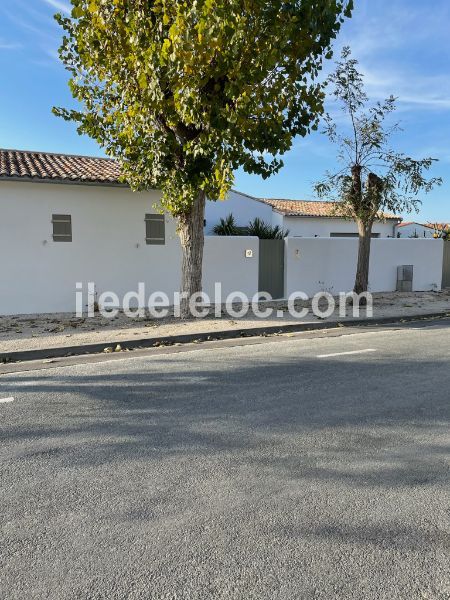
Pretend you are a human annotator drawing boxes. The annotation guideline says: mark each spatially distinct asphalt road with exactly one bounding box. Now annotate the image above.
[1,321,449,599]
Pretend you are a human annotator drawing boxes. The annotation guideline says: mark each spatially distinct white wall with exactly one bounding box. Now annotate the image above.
[395,223,435,238]
[1,180,442,315]
[282,215,397,238]
[271,211,284,230]
[369,239,443,292]
[203,236,259,301]
[285,237,444,297]
[205,190,273,233]
[0,181,259,315]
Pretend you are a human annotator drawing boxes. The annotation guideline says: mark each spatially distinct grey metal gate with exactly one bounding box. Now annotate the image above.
[443,242,450,288]
[258,239,285,299]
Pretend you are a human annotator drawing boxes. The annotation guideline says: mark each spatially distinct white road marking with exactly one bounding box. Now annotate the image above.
[317,349,377,358]
[0,397,14,404]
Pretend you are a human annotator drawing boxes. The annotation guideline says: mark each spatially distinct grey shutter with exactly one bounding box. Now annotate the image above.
[52,214,72,242]
[145,214,165,245]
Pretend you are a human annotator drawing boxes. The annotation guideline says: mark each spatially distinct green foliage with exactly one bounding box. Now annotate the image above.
[431,223,450,240]
[314,47,442,223]
[213,214,239,236]
[212,214,289,238]
[54,0,353,217]
[247,218,289,239]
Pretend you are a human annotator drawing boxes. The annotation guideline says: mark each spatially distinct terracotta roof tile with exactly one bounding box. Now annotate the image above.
[396,221,418,228]
[425,222,450,231]
[0,148,121,184]
[397,222,450,230]
[0,150,404,222]
[261,198,401,221]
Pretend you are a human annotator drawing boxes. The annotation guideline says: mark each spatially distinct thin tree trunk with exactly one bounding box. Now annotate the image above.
[177,191,206,319]
[354,218,373,295]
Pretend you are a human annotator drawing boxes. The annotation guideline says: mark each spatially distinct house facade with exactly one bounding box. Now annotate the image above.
[205,190,401,238]
[0,148,442,316]
[0,149,259,314]
[395,222,450,239]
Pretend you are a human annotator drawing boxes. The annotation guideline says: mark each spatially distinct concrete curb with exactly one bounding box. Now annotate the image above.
[1,311,449,364]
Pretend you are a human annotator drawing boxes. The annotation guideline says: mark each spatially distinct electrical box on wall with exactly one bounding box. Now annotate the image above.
[397,265,413,292]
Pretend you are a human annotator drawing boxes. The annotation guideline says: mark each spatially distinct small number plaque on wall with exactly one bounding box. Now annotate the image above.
[245,249,253,258]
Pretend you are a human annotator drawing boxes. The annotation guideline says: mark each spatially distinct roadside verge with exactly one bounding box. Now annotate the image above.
[1,311,449,364]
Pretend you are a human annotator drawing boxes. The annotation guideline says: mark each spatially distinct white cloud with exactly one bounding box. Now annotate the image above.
[337,0,450,60]
[327,0,450,112]
[0,41,22,50]
[42,0,71,14]
[362,67,450,112]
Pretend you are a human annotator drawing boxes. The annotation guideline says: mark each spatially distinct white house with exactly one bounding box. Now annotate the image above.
[0,148,443,316]
[205,190,401,238]
[395,221,450,239]
[0,149,259,314]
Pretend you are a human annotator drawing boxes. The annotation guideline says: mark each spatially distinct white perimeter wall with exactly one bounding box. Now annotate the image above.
[0,180,443,314]
[0,182,259,315]
[203,236,259,301]
[285,237,444,297]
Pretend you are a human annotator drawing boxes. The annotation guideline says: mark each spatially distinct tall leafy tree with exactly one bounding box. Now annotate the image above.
[54,0,352,316]
[315,47,442,295]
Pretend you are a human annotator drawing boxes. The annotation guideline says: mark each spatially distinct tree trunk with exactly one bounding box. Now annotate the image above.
[354,218,373,295]
[177,191,206,319]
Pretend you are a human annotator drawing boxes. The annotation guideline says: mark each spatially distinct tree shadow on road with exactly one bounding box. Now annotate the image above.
[1,351,449,492]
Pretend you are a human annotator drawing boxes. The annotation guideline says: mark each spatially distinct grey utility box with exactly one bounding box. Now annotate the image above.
[397,265,413,292]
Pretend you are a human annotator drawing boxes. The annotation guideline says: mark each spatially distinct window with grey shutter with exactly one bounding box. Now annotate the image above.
[52,214,72,242]
[145,214,165,245]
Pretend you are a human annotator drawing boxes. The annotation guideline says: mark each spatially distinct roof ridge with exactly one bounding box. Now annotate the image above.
[260,197,401,220]
[263,198,335,203]
[230,189,261,200]
[0,147,121,185]
[0,147,115,162]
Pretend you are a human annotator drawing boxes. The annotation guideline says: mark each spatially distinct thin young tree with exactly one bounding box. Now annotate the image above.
[315,47,442,295]
[53,0,353,317]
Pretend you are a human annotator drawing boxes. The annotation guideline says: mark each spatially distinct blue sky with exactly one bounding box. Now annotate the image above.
[0,0,448,221]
